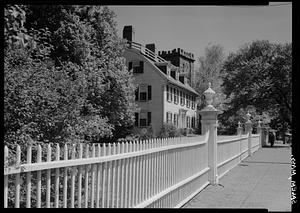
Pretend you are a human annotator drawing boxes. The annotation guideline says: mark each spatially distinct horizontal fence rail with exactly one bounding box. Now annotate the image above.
[4,132,210,208]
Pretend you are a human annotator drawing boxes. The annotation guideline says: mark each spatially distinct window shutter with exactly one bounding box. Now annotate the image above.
[139,61,144,73]
[135,86,139,101]
[148,85,152,100]
[135,113,139,126]
[147,112,151,126]
[129,62,132,70]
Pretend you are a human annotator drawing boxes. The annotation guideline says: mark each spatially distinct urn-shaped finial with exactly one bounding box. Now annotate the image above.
[203,82,216,107]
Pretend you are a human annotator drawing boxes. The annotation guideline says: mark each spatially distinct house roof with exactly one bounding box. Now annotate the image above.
[126,48,199,96]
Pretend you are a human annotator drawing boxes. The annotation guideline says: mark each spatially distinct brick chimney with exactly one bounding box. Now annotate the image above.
[123,25,135,42]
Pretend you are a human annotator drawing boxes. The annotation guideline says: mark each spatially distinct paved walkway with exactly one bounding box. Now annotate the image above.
[183,141,291,211]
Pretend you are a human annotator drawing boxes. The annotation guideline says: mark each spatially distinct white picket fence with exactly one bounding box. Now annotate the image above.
[4,133,212,208]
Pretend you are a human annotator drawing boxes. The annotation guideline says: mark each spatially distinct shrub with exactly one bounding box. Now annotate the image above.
[159,123,181,138]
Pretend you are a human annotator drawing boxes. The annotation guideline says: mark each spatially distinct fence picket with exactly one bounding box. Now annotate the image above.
[116,143,121,207]
[111,143,116,207]
[84,144,89,208]
[77,144,83,208]
[46,144,52,208]
[26,145,32,208]
[101,144,107,208]
[71,145,76,208]
[4,146,9,208]
[120,142,125,208]
[128,141,133,207]
[124,142,130,208]
[91,145,95,208]
[137,141,141,205]
[15,145,21,208]
[96,144,101,208]
[106,144,112,207]
[37,145,42,208]
[63,144,68,208]
[54,144,60,208]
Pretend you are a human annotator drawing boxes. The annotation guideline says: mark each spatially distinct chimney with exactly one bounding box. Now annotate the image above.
[146,43,156,53]
[123,25,135,42]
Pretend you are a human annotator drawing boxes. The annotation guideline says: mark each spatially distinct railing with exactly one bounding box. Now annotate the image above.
[128,41,167,63]
[4,133,209,208]
[217,133,249,178]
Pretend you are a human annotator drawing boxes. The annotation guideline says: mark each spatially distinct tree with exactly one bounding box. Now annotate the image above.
[4,5,137,147]
[220,40,292,135]
[194,43,226,111]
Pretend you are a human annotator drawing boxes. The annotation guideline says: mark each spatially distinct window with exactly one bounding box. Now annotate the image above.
[137,84,151,101]
[191,96,193,109]
[192,96,195,109]
[139,85,147,101]
[147,112,151,126]
[148,85,152,100]
[135,87,139,101]
[191,117,195,128]
[167,85,171,102]
[140,112,147,127]
[170,87,173,102]
[187,94,190,108]
[173,114,178,126]
[174,88,178,104]
[131,60,144,73]
[186,116,190,128]
[166,112,172,124]
[135,111,151,127]
[180,91,184,105]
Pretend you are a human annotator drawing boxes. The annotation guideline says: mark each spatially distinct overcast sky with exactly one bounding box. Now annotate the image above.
[109,3,292,68]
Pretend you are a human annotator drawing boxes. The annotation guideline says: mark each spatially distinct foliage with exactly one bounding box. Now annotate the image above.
[220,40,292,134]
[120,126,156,141]
[4,5,137,147]
[158,123,181,138]
[194,44,227,111]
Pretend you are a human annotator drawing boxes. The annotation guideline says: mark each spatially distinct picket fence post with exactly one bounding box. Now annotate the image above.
[245,111,253,156]
[257,120,262,148]
[199,83,220,185]
[237,121,243,162]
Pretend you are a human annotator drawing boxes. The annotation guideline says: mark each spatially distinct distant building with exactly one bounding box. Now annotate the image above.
[123,25,199,136]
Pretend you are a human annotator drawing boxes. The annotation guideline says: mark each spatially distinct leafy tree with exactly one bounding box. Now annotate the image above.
[220,40,292,135]
[25,5,137,141]
[4,5,137,148]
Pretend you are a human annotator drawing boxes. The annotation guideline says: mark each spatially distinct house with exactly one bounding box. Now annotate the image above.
[122,26,199,136]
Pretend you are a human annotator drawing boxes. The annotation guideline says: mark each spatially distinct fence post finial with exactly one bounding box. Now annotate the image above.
[237,121,243,135]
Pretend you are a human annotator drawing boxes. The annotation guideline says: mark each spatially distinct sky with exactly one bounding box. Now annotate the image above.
[109,3,292,68]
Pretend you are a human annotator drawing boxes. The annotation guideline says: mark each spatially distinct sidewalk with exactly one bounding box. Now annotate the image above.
[183,141,291,211]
